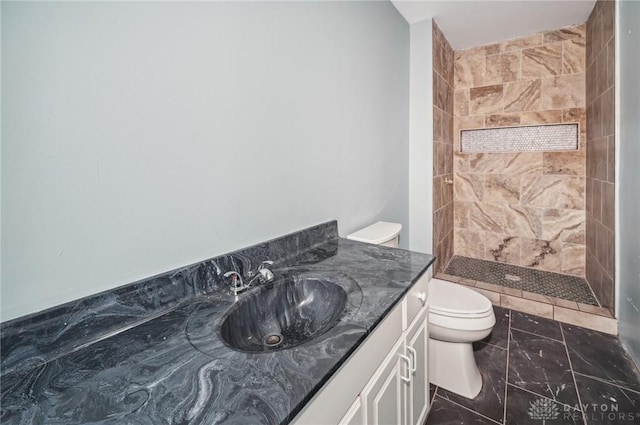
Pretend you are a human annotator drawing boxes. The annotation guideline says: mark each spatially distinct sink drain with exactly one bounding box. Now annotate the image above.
[263,333,283,347]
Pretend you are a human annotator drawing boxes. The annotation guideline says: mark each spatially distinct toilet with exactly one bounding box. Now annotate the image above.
[428,278,495,399]
[347,222,496,400]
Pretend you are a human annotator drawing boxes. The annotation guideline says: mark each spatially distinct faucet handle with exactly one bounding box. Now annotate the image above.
[257,260,274,270]
[248,260,274,277]
[246,260,275,285]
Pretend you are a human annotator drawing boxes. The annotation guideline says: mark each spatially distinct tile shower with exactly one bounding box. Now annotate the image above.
[432,0,616,330]
[585,0,616,312]
[453,23,587,276]
[432,22,455,274]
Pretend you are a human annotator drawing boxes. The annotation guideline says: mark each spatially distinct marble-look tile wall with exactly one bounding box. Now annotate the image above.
[585,0,615,311]
[453,24,587,276]
[432,21,454,273]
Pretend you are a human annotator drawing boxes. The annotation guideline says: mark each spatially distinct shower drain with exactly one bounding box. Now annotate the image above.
[263,333,283,347]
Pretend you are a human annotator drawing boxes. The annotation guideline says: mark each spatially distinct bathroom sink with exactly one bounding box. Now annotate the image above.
[218,277,348,353]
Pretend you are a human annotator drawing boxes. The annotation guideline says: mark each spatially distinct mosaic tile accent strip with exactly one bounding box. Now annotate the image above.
[444,255,598,305]
[460,123,578,153]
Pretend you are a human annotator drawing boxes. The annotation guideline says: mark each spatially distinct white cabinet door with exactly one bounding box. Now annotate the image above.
[337,397,363,425]
[406,306,429,425]
[362,338,410,425]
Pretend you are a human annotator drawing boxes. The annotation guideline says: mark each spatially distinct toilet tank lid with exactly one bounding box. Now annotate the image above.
[346,221,402,244]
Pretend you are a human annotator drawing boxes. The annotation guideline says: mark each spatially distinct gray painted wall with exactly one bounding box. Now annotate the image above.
[617,0,640,366]
[408,19,433,255]
[1,1,410,321]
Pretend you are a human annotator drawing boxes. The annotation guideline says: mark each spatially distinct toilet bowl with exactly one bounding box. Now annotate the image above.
[428,278,495,399]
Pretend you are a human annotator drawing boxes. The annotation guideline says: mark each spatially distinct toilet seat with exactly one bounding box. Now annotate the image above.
[428,278,493,318]
[429,309,496,333]
[430,308,494,319]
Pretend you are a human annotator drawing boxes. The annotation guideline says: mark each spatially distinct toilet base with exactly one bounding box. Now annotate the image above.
[429,338,482,399]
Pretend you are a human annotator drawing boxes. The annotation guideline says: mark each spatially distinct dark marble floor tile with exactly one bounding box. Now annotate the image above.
[509,329,579,407]
[574,373,640,424]
[506,384,584,424]
[430,384,437,403]
[438,342,507,423]
[480,307,510,349]
[511,310,563,341]
[426,396,498,425]
[563,324,640,393]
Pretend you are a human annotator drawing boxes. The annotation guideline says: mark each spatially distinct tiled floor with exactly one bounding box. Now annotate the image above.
[426,307,640,424]
[444,256,599,306]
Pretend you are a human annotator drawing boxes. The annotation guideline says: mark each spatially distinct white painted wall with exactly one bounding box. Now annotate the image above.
[616,0,640,366]
[1,1,410,321]
[408,19,433,255]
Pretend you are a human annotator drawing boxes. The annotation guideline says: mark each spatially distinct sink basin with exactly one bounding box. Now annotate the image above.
[218,277,348,353]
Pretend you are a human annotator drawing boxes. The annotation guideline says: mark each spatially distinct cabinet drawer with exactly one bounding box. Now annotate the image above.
[405,272,428,330]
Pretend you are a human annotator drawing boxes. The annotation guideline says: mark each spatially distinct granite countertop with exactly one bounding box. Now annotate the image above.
[0,222,434,424]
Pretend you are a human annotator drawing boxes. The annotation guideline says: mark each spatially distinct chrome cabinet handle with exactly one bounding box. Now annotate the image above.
[400,354,412,383]
[417,292,427,306]
[407,346,417,373]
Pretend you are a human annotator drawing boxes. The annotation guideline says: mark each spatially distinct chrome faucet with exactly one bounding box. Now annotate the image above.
[223,271,247,301]
[223,260,275,300]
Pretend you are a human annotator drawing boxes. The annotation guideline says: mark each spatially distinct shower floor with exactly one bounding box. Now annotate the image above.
[443,256,599,306]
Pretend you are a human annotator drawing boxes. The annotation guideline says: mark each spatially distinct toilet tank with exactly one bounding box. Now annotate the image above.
[346,222,402,248]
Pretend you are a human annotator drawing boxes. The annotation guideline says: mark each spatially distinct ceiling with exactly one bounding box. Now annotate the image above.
[391,0,596,50]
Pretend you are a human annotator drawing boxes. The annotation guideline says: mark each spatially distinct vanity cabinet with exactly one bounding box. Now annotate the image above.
[361,337,407,424]
[292,273,430,425]
[405,307,429,425]
[360,306,428,425]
